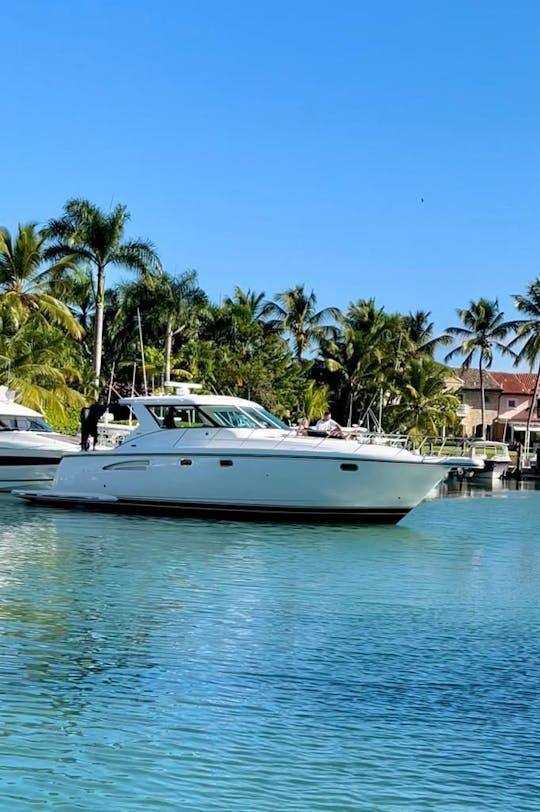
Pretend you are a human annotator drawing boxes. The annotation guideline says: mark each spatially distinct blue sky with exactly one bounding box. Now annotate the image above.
[2,0,539,369]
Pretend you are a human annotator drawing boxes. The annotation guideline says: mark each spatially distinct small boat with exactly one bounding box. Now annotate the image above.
[14,385,480,523]
[467,440,512,482]
[0,386,79,490]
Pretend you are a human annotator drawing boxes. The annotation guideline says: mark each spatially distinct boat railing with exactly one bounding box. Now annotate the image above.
[416,436,513,461]
[352,431,409,448]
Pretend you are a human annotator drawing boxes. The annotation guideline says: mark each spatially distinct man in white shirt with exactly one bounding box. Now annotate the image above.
[315,411,344,437]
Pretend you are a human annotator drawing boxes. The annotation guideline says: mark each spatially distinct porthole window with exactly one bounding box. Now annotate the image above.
[340,463,358,472]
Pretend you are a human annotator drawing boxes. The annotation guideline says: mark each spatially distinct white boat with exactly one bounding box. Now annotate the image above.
[14,385,480,523]
[0,386,79,490]
[468,440,511,482]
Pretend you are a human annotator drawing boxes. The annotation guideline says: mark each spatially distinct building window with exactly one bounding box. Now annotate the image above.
[537,398,540,418]
[508,399,516,408]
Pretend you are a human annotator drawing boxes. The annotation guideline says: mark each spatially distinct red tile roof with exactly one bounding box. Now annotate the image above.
[451,368,501,390]
[490,372,539,394]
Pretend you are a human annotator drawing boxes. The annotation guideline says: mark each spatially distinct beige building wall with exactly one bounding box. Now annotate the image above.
[497,394,531,421]
[458,390,500,436]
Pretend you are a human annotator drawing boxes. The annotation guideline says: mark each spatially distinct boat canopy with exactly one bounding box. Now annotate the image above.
[118,393,290,432]
[0,386,44,419]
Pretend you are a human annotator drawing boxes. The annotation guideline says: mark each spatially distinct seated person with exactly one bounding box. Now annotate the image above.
[315,410,345,438]
[296,417,310,435]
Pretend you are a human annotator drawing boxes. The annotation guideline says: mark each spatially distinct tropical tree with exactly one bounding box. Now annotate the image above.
[301,379,330,423]
[445,298,512,439]
[44,199,162,394]
[191,301,303,415]
[152,271,207,383]
[116,270,208,385]
[0,223,82,337]
[322,299,399,426]
[266,284,340,361]
[49,263,96,331]
[0,317,85,421]
[507,279,540,445]
[223,287,273,322]
[386,356,460,442]
[401,310,452,357]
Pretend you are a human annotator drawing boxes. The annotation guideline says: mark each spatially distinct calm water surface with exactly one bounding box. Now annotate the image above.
[0,485,539,811]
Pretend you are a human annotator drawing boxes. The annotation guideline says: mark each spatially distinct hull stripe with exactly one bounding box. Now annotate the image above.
[18,495,410,524]
[0,457,62,466]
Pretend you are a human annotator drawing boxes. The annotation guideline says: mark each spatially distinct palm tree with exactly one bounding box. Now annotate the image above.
[49,263,96,332]
[302,379,330,423]
[266,285,340,361]
[117,270,208,384]
[388,356,460,442]
[445,298,512,439]
[155,271,207,383]
[223,287,273,322]
[0,223,82,337]
[0,317,85,420]
[44,199,162,394]
[507,280,540,446]
[402,310,452,356]
[323,299,397,426]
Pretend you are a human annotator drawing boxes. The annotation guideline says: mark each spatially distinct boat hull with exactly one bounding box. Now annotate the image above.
[0,455,63,491]
[14,491,410,523]
[14,448,454,523]
[470,460,510,482]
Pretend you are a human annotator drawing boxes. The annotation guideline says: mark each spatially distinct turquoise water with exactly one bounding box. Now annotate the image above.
[1,486,539,811]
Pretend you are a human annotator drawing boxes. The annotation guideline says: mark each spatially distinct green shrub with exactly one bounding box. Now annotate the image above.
[43,405,81,436]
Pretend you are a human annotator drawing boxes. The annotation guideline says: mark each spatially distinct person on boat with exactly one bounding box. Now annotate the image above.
[163,407,176,428]
[315,411,346,438]
[80,401,107,450]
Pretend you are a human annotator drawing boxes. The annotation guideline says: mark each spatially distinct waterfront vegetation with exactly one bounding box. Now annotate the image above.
[2,199,540,437]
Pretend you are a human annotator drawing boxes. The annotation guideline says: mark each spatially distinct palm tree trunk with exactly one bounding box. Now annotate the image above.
[92,264,105,397]
[164,317,173,383]
[525,360,540,454]
[479,356,486,440]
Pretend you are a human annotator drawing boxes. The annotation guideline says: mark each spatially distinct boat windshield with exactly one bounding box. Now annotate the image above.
[242,406,290,429]
[0,416,53,432]
[200,406,265,428]
[146,402,286,430]
[147,405,214,429]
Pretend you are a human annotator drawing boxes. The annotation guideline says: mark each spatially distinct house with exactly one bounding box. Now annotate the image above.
[451,368,540,441]
[490,372,540,443]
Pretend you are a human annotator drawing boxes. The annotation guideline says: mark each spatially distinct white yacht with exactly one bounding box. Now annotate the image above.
[0,386,79,490]
[468,440,512,482]
[14,385,480,523]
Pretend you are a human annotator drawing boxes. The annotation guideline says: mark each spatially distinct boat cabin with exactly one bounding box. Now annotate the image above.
[121,394,290,435]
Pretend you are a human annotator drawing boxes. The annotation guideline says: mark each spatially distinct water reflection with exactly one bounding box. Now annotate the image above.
[1,492,540,811]
[440,476,540,499]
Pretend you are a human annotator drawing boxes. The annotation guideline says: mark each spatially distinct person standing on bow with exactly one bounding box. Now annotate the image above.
[80,401,107,450]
